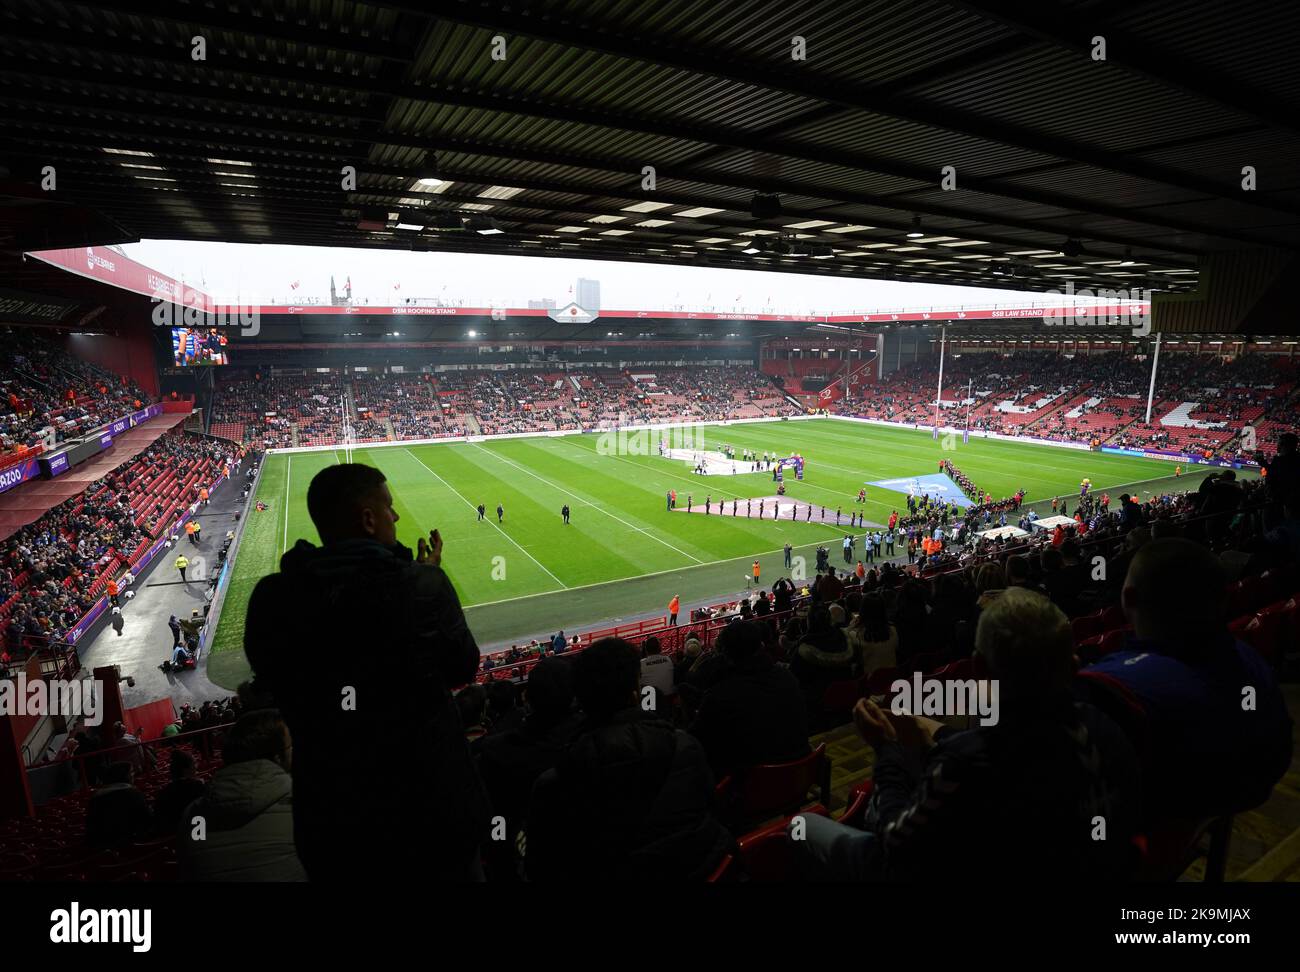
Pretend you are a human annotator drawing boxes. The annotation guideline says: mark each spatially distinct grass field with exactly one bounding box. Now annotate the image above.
[205,418,1226,689]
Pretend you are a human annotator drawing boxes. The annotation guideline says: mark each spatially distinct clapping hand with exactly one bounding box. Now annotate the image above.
[416,529,443,567]
[852,698,897,747]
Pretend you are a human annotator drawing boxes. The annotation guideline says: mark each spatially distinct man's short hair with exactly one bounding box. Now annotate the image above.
[975,587,1074,698]
[573,638,640,720]
[1123,538,1227,637]
[225,709,289,765]
[715,619,764,661]
[526,658,575,719]
[169,749,195,781]
[455,684,487,727]
[306,464,388,540]
[1005,555,1030,583]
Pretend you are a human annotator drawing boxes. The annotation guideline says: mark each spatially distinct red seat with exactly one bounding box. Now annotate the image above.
[1072,613,1104,643]
[715,743,832,828]
[1226,575,1269,618]
[706,854,734,883]
[1096,628,1129,658]
[837,780,875,829]
[1132,815,1232,882]
[1238,602,1291,663]
[929,658,974,680]
[733,806,830,881]
[1099,605,1125,632]
[1228,612,1253,639]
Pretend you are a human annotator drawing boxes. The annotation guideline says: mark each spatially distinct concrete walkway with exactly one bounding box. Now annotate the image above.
[77,467,250,711]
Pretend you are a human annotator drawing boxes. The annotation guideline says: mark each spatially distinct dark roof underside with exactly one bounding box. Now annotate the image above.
[2,0,1299,295]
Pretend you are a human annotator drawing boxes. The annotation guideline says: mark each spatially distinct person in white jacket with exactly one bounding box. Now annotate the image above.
[179,709,307,882]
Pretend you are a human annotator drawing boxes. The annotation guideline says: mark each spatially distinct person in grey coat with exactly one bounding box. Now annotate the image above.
[179,709,307,881]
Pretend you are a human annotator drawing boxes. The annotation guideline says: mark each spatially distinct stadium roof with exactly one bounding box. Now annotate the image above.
[2,0,1299,296]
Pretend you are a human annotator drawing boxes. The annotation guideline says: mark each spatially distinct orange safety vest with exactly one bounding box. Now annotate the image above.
[668,596,680,614]
[185,523,195,535]
[200,488,209,500]
[752,562,760,578]
[106,581,118,597]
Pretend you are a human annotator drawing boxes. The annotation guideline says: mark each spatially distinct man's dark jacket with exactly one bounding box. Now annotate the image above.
[525,709,732,881]
[476,710,582,880]
[245,537,489,880]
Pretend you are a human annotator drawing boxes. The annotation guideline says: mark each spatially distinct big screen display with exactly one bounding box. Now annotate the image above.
[171,327,230,366]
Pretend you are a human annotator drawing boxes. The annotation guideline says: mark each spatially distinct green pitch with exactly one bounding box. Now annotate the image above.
[205,418,1229,689]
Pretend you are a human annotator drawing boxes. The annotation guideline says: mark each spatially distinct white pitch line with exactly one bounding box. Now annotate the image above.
[402,448,568,590]
[281,454,291,555]
[470,443,705,564]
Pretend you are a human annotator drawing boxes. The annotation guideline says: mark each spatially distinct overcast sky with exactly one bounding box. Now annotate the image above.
[120,240,1079,313]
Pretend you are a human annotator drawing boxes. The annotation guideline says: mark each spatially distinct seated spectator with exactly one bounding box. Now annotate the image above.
[688,620,809,778]
[485,679,525,736]
[1261,490,1300,564]
[456,684,489,744]
[1039,548,1081,616]
[973,562,1006,610]
[153,749,207,834]
[845,593,898,677]
[476,659,582,881]
[1258,432,1300,522]
[525,638,732,881]
[792,587,1140,881]
[85,761,152,849]
[1084,538,1292,820]
[789,605,854,716]
[638,635,676,707]
[891,580,930,667]
[674,636,703,686]
[178,709,306,881]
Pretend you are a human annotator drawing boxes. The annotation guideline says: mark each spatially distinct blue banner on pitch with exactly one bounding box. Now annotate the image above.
[867,473,974,507]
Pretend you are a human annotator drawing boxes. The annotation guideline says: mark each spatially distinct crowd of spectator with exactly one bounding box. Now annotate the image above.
[212,366,800,445]
[190,446,1298,882]
[0,329,151,456]
[1,430,236,652]
[839,350,1300,457]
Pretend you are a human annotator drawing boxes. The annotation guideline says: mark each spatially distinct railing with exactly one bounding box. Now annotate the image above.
[25,723,231,807]
[478,599,815,683]
[0,444,43,471]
